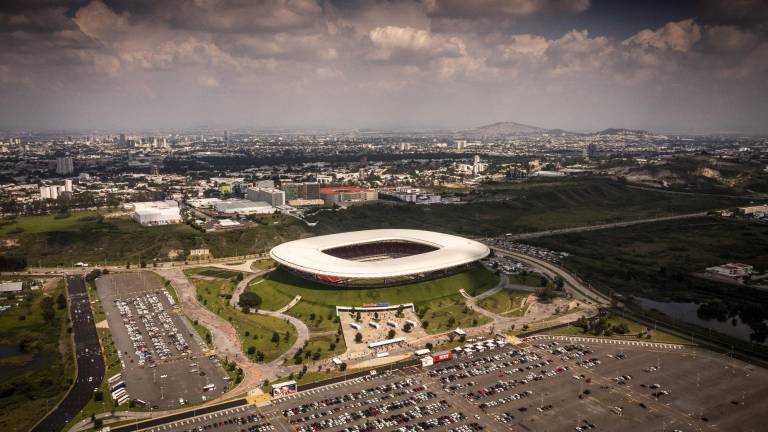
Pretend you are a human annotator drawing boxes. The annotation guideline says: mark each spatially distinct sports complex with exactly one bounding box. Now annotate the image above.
[269,229,491,287]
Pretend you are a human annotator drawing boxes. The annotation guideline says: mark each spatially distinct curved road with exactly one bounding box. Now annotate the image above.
[32,276,104,432]
[491,246,611,305]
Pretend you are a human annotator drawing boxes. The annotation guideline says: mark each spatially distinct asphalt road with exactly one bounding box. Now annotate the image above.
[506,211,708,240]
[31,275,105,432]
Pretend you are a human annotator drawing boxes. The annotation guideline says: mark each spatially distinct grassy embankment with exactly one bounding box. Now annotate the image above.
[477,290,533,316]
[185,268,297,363]
[549,313,690,344]
[0,279,75,432]
[311,178,748,237]
[0,210,308,267]
[247,265,498,336]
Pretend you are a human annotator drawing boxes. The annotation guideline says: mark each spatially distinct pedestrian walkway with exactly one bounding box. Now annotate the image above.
[275,295,302,313]
[527,334,684,350]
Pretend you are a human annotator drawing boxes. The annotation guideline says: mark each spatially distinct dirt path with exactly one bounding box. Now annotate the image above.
[154,269,263,396]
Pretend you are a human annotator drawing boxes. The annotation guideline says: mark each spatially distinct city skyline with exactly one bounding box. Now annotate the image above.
[1,0,767,133]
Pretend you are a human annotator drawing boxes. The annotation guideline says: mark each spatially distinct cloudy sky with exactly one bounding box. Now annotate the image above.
[1,0,767,133]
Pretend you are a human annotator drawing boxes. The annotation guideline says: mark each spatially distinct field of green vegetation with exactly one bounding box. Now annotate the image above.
[0,211,307,268]
[186,269,296,363]
[247,266,498,308]
[527,217,768,341]
[311,178,747,237]
[416,294,492,333]
[0,280,75,432]
[247,266,498,335]
[550,313,690,344]
[477,290,532,316]
[300,333,347,363]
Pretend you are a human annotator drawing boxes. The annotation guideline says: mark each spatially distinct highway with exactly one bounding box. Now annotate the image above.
[31,276,104,432]
[504,211,708,240]
[490,246,611,305]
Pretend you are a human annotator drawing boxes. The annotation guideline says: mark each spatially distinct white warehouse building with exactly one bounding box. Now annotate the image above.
[213,199,274,215]
[131,200,183,226]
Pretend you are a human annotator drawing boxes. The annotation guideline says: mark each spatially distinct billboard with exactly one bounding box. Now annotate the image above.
[271,380,298,398]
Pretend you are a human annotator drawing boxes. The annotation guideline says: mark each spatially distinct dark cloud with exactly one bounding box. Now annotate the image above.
[697,0,768,25]
[422,0,590,19]
[0,0,766,133]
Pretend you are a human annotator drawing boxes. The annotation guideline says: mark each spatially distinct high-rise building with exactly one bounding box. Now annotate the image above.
[64,179,73,192]
[280,182,320,201]
[246,187,285,207]
[39,186,51,199]
[119,134,126,147]
[303,182,320,200]
[224,131,230,145]
[56,157,74,175]
[583,143,598,159]
[456,140,466,151]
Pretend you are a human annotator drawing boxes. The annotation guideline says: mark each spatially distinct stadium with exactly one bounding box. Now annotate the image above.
[269,229,490,287]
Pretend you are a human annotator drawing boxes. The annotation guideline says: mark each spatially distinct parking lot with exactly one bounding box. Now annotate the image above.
[97,272,229,409]
[135,336,768,432]
[484,238,568,264]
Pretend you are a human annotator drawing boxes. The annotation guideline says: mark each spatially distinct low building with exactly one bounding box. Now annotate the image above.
[189,248,211,258]
[213,199,274,215]
[0,281,23,293]
[131,200,182,226]
[287,198,325,207]
[319,186,378,205]
[738,205,768,217]
[706,263,754,278]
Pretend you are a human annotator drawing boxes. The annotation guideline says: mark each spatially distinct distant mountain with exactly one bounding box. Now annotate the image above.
[596,128,650,135]
[465,121,547,136]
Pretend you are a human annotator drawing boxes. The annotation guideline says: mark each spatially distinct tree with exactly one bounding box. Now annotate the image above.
[56,293,67,310]
[354,332,363,343]
[536,285,557,301]
[247,346,256,355]
[554,275,565,290]
[613,323,630,334]
[403,322,413,333]
[422,320,429,329]
[238,291,262,310]
[271,332,280,343]
[235,273,244,282]
[40,296,55,322]
[94,389,104,401]
[205,332,212,345]
[387,329,396,339]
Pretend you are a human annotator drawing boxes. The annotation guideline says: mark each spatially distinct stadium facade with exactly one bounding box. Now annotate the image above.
[269,229,490,287]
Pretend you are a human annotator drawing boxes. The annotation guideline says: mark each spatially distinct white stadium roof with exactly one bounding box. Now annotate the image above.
[270,229,489,279]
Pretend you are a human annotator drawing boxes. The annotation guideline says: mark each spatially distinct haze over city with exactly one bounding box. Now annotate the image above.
[1,0,768,133]
[2,2,768,432]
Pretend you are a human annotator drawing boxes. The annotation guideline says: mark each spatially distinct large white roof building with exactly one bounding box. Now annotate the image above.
[270,229,489,287]
[131,200,182,226]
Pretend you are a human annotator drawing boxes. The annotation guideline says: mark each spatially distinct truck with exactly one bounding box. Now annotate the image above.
[431,351,452,363]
